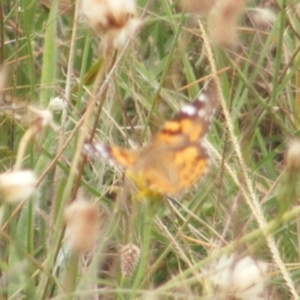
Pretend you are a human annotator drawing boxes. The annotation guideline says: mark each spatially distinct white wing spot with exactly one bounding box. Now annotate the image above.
[84,144,95,155]
[94,144,110,159]
[198,93,207,102]
[83,144,90,151]
[181,104,197,116]
[198,109,206,118]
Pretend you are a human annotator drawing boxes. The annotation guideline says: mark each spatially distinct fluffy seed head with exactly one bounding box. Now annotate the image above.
[202,254,268,300]
[64,199,99,254]
[80,0,140,49]
[209,0,245,47]
[0,170,37,204]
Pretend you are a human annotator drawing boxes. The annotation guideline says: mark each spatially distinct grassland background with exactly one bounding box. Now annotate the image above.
[1,0,300,299]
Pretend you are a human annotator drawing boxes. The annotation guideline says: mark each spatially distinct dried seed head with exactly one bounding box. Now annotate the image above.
[285,139,300,172]
[120,243,141,277]
[80,0,140,49]
[202,254,268,300]
[181,0,217,14]
[64,199,99,254]
[209,0,245,47]
[0,170,37,204]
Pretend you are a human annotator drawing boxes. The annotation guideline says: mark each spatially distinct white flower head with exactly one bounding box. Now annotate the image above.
[80,0,140,48]
[48,96,67,113]
[0,170,37,204]
[202,254,268,300]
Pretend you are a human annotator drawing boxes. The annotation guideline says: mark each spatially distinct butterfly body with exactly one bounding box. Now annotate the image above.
[84,85,218,196]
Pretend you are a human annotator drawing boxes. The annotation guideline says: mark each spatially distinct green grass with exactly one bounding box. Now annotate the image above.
[1,0,300,299]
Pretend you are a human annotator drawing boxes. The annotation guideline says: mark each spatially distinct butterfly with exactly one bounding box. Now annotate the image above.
[84,84,218,196]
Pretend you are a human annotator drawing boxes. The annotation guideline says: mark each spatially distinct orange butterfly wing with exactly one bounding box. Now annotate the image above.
[137,86,217,194]
[84,84,218,195]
